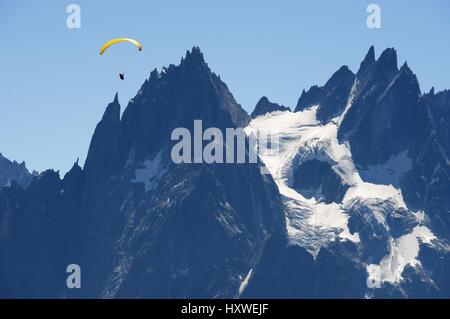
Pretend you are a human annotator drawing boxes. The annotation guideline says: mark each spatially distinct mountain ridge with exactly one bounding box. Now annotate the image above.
[0,46,449,298]
[0,153,35,189]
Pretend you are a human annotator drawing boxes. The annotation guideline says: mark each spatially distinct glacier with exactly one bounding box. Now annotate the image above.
[246,104,439,286]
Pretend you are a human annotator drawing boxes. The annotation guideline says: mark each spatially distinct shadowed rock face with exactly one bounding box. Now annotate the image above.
[0,47,285,298]
[338,47,427,168]
[0,164,84,298]
[242,235,366,298]
[400,89,450,238]
[292,159,349,204]
[295,65,355,122]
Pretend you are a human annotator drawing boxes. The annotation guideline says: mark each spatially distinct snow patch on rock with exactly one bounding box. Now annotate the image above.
[131,152,167,192]
[367,225,436,284]
[238,268,253,297]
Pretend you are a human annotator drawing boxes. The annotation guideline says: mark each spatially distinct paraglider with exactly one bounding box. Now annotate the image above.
[99,38,142,81]
[99,38,143,55]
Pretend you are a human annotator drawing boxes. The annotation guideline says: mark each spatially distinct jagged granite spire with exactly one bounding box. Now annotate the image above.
[83,92,121,191]
[295,65,355,122]
[358,45,375,74]
[101,92,120,122]
[338,46,426,167]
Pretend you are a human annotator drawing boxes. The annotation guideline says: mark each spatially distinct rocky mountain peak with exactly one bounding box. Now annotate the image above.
[180,46,208,72]
[295,64,355,122]
[101,93,121,123]
[377,47,398,70]
[251,96,291,118]
[358,45,376,75]
[338,46,426,167]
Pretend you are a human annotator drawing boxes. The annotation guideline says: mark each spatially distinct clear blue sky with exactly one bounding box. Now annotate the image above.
[1,0,449,174]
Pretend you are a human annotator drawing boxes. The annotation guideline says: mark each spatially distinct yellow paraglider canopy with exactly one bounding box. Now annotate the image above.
[99,38,143,55]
